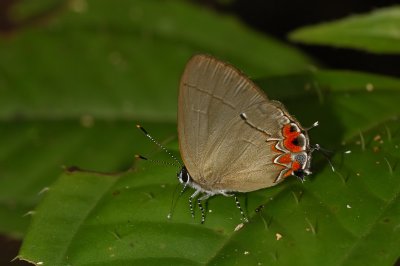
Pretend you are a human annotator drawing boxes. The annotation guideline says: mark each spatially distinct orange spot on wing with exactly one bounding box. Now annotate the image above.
[292,161,301,171]
[278,153,292,164]
[282,124,296,136]
[270,141,281,153]
[283,135,302,153]
[283,169,293,178]
[282,124,304,153]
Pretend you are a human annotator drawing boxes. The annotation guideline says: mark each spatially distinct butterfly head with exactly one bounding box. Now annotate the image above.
[177,166,192,186]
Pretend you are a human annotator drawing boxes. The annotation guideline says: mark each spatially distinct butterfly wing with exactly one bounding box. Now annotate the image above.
[178,55,287,193]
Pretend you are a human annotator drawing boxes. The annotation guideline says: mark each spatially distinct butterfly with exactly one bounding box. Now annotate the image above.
[176,54,319,223]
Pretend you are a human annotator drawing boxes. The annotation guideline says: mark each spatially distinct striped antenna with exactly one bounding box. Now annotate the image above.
[136,124,182,168]
[135,154,179,168]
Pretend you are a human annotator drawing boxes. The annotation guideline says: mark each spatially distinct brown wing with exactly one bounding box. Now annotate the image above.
[178,54,287,192]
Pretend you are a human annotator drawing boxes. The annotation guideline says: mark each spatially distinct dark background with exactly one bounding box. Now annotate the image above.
[2,0,399,265]
[201,0,400,77]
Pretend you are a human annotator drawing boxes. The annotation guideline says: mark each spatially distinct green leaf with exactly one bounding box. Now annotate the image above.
[0,120,175,238]
[0,0,313,237]
[289,6,400,54]
[18,70,400,265]
[257,69,400,142]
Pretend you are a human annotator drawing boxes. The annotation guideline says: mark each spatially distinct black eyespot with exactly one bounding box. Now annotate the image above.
[290,125,297,132]
[293,135,306,147]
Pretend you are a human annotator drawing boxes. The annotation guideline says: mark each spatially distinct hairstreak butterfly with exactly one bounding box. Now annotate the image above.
[177,54,321,223]
[139,54,320,223]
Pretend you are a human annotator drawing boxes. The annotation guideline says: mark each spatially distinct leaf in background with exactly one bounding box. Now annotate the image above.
[0,120,176,238]
[288,6,400,54]
[18,69,400,265]
[257,69,400,143]
[0,0,314,237]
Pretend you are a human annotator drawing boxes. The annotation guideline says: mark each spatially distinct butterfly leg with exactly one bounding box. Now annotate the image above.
[220,192,249,222]
[189,190,201,219]
[234,195,249,223]
[197,193,212,224]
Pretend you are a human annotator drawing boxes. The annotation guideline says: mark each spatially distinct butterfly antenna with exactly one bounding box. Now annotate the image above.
[136,124,182,168]
[135,154,179,167]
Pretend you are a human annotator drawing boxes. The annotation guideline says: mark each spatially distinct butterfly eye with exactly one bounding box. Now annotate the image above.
[181,173,189,183]
[178,167,191,184]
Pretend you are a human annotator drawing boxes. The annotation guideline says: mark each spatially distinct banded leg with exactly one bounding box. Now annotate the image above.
[198,194,212,224]
[234,195,248,222]
[197,199,205,224]
[189,190,201,218]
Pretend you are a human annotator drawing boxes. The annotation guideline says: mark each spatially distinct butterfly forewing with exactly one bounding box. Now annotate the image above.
[178,55,287,192]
